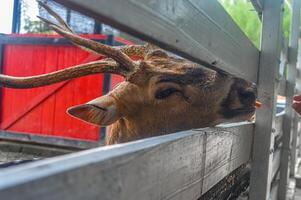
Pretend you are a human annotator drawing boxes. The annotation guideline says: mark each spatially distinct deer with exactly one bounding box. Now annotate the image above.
[0,2,259,145]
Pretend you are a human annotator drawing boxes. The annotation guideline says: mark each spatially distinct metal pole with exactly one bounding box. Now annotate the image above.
[99,34,113,141]
[94,22,102,34]
[12,0,21,33]
[249,0,284,199]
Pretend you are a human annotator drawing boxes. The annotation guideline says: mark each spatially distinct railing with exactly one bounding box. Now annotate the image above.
[0,0,300,199]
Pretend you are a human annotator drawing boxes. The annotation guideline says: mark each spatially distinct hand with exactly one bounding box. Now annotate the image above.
[292,95,301,115]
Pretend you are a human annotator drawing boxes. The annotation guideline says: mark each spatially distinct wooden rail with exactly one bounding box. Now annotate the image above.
[0,123,253,200]
[0,0,301,199]
[54,0,259,82]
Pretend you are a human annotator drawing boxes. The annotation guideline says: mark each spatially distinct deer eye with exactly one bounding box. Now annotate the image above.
[155,88,179,99]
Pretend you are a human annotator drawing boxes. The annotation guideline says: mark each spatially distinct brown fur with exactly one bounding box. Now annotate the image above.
[85,50,256,145]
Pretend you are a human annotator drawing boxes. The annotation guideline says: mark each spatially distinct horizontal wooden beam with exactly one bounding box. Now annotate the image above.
[0,131,99,150]
[0,123,254,200]
[54,0,259,82]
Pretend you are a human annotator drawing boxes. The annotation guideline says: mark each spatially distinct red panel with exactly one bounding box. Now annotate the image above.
[111,75,125,90]
[0,45,103,141]
[0,34,133,142]
[7,33,108,40]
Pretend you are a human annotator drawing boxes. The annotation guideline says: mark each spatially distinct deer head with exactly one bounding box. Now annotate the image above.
[0,2,258,145]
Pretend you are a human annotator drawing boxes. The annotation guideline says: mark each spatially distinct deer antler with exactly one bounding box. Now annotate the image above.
[37,1,137,71]
[38,1,151,60]
[0,1,142,89]
[0,60,129,88]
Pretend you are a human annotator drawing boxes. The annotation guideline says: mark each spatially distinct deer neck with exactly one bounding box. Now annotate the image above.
[106,118,144,145]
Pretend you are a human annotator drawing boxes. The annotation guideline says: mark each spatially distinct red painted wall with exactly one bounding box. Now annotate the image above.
[0,34,131,141]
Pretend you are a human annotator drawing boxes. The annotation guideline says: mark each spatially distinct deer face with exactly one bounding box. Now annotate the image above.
[66,50,257,144]
[0,2,257,144]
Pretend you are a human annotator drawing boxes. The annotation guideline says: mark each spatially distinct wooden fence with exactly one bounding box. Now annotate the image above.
[0,0,300,199]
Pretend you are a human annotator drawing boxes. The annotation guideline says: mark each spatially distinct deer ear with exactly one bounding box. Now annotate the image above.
[67,96,120,126]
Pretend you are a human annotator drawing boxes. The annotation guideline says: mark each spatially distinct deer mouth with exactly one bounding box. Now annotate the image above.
[233,107,256,114]
[220,105,256,119]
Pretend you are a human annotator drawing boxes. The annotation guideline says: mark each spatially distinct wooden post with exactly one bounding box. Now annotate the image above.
[249,0,283,199]
[279,0,301,199]
[291,112,299,176]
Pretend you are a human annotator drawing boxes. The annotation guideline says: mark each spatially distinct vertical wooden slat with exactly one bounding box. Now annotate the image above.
[249,0,284,199]
[291,113,299,176]
[279,0,301,199]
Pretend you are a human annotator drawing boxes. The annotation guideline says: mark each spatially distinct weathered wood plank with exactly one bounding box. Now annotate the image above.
[0,131,99,150]
[0,123,253,200]
[279,0,301,199]
[270,178,279,200]
[202,124,253,192]
[278,36,287,96]
[272,149,281,181]
[275,113,284,140]
[249,0,284,199]
[279,36,288,79]
[290,113,299,176]
[296,38,301,93]
[54,0,259,82]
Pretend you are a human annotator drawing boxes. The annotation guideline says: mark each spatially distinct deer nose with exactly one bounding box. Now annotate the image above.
[238,86,257,106]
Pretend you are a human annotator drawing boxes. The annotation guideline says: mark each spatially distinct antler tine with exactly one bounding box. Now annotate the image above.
[50,25,137,71]
[37,15,99,55]
[0,60,129,89]
[116,43,161,58]
[38,1,137,72]
[38,13,149,59]
[37,1,73,33]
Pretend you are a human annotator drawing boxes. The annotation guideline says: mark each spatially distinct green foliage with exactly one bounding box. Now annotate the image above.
[21,0,52,34]
[283,3,292,40]
[23,18,51,33]
[219,0,292,49]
